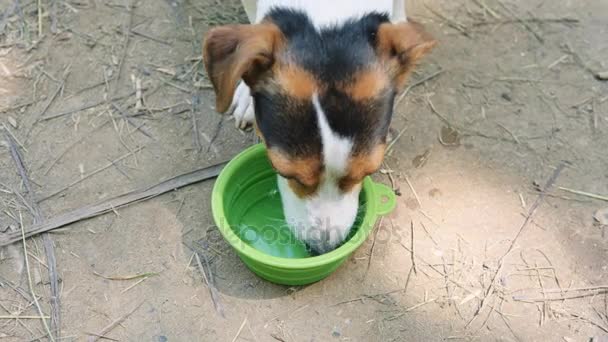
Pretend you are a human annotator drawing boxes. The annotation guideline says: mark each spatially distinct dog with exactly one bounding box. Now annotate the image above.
[203,0,435,254]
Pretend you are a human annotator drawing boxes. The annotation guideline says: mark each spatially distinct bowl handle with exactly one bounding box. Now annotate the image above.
[373,182,397,216]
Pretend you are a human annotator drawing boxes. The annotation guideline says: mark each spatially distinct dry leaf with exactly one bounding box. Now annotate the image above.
[439,126,460,146]
[412,148,431,168]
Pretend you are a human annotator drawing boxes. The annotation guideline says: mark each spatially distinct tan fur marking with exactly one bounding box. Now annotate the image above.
[340,144,386,192]
[274,64,317,99]
[376,21,436,90]
[267,148,322,198]
[340,68,389,101]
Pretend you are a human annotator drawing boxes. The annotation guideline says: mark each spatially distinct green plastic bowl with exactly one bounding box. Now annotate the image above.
[211,144,396,285]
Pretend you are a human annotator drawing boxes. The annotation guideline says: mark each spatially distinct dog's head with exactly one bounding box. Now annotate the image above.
[204,9,435,254]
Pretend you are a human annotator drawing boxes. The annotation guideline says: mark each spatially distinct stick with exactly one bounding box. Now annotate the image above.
[29,65,72,135]
[20,213,55,342]
[87,300,145,342]
[41,89,142,121]
[0,315,50,319]
[39,146,145,202]
[471,162,567,325]
[6,133,61,339]
[497,0,544,43]
[365,218,383,277]
[50,0,57,33]
[130,29,171,46]
[0,161,227,246]
[472,0,500,19]
[110,103,153,139]
[557,187,608,202]
[194,252,225,317]
[191,94,202,152]
[424,4,469,37]
[395,69,444,107]
[404,176,421,208]
[472,17,579,27]
[514,290,608,302]
[37,0,42,37]
[112,0,134,97]
[231,318,247,342]
[410,220,417,275]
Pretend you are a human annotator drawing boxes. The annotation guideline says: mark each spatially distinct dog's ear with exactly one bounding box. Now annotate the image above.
[203,23,283,112]
[376,21,436,89]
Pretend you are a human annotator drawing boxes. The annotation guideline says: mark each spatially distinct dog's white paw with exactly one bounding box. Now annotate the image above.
[227,82,255,130]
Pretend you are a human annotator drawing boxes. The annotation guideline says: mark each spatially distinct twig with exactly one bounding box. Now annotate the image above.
[37,0,42,37]
[410,220,417,275]
[405,297,437,312]
[420,221,439,246]
[404,176,421,208]
[7,133,61,339]
[424,4,470,37]
[20,212,55,342]
[472,0,500,19]
[232,318,247,342]
[50,0,57,33]
[83,333,119,341]
[568,312,608,334]
[497,0,544,43]
[557,187,608,202]
[112,1,134,96]
[29,65,72,135]
[120,276,151,293]
[0,315,50,319]
[87,300,145,342]
[496,123,520,144]
[0,161,227,246]
[562,43,601,80]
[41,89,143,121]
[470,162,567,326]
[472,17,579,27]
[130,29,171,46]
[395,69,444,107]
[365,218,383,277]
[39,146,145,202]
[386,124,408,154]
[543,285,608,293]
[514,290,608,302]
[194,252,225,317]
[207,115,224,153]
[110,103,153,139]
[191,94,202,152]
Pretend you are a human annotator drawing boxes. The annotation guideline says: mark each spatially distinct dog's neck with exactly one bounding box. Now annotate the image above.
[250,0,405,27]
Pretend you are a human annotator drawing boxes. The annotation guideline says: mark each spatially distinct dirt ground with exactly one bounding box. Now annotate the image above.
[0,0,607,341]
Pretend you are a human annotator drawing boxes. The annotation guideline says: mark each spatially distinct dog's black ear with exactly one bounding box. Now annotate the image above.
[203,22,284,112]
[376,21,436,90]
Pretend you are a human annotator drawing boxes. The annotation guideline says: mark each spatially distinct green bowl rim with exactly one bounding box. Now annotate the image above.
[211,143,394,269]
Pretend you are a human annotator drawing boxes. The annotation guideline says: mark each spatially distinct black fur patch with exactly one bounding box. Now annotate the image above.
[254,8,394,157]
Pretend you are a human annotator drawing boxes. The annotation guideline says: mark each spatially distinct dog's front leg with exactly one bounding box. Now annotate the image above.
[226,81,255,130]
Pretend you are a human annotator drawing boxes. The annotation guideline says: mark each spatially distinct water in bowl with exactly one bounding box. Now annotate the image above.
[228,172,367,259]
[231,176,312,258]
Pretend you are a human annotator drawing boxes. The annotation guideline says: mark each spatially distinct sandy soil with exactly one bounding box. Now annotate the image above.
[0,0,607,341]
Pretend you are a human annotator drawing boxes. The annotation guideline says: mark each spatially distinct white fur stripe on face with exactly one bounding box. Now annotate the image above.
[312,93,353,175]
